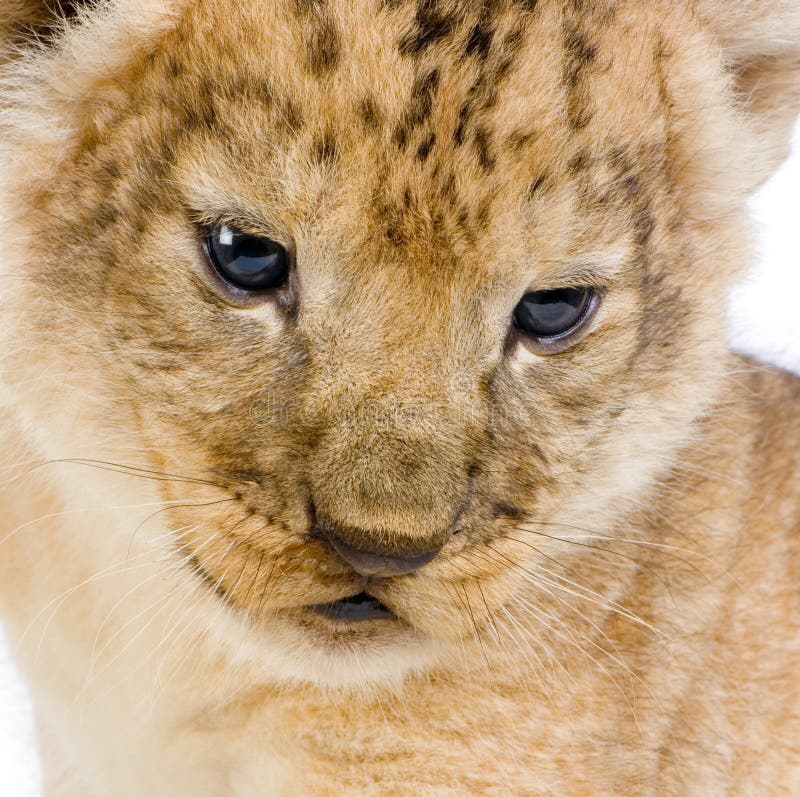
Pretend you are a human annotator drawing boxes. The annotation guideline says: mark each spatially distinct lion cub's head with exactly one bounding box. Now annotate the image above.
[1,0,799,685]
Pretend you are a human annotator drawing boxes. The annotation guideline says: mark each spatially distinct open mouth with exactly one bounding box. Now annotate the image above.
[312,591,396,622]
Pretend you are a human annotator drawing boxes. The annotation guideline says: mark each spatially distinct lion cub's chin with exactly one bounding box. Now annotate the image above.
[206,605,450,689]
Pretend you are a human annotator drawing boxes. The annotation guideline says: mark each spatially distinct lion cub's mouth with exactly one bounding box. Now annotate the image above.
[311,591,396,623]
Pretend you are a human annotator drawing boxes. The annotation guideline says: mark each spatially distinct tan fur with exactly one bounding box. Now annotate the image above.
[0,1,799,794]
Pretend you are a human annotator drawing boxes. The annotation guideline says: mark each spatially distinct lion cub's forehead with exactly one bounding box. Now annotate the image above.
[122,0,670,281]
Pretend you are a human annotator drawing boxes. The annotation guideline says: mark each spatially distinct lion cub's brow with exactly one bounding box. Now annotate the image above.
[95,0,669,310]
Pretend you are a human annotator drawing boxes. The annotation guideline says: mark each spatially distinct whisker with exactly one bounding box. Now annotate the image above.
[485,541,666,639]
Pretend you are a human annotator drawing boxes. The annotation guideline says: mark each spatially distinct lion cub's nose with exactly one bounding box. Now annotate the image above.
[316,520,442,578]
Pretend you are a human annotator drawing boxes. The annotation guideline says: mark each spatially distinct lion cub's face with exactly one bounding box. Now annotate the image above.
[2,0,758,682]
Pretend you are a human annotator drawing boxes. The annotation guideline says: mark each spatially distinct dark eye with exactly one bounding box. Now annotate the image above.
[513,288,597,341]
[204,224,289,291]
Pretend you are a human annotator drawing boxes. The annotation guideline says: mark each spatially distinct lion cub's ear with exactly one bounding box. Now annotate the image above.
[698,0,800,183]
[1,0,88,61]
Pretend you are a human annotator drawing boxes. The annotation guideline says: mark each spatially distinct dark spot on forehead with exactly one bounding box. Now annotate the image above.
[452,23,521,148]
[561,16,601,133]
[357,95,381,129]
[305,12,341,76]
[499,25,525,58]
[312,130,338,164]
[492,54,517,86]
[475,196,491,229]
[525,173,547,199]
[465,22,494,60]
[440,170,457,204]
[95,202,120,230]
[453,101,472,146]
[174,74,221,134]
[393,125,409,149]
[398,0,459,57]
[564,26,597,88]
[568,149,591,173]
[283,98,305,132]
[373,191,406,246]
[94,157,121,184]
[416,131,436,162]
[609,145,634,175]
[165,55,182,79]
[567,93,594,130]
[586,0,618,19]
[620,173,642,199]
[409,68,440,123]
[211,72,273,110]
[292,0,323,10]
[394,68,440,149]
[473,126,495,172]
[506,129,535,152]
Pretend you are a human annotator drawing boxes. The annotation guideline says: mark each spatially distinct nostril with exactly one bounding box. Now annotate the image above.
[314,520,442,578]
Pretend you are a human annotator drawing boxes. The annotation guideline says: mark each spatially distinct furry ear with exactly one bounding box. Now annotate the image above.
[698,0,800,181]
[0,1,87,61]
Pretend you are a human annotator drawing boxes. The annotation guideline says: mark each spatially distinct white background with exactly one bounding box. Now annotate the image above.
[729,124,800,372]
[1,124,799,795]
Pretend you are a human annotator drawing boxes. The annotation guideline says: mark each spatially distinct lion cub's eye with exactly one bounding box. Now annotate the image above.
[204,224,289,291]
[513,288,598,350]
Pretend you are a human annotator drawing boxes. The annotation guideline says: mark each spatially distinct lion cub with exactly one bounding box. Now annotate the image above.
[0,0,799,794]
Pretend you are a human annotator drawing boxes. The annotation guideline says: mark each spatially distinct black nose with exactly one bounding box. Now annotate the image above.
[316,522,442,578]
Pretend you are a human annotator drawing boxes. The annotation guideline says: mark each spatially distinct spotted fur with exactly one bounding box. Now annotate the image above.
[0,1,799,794]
